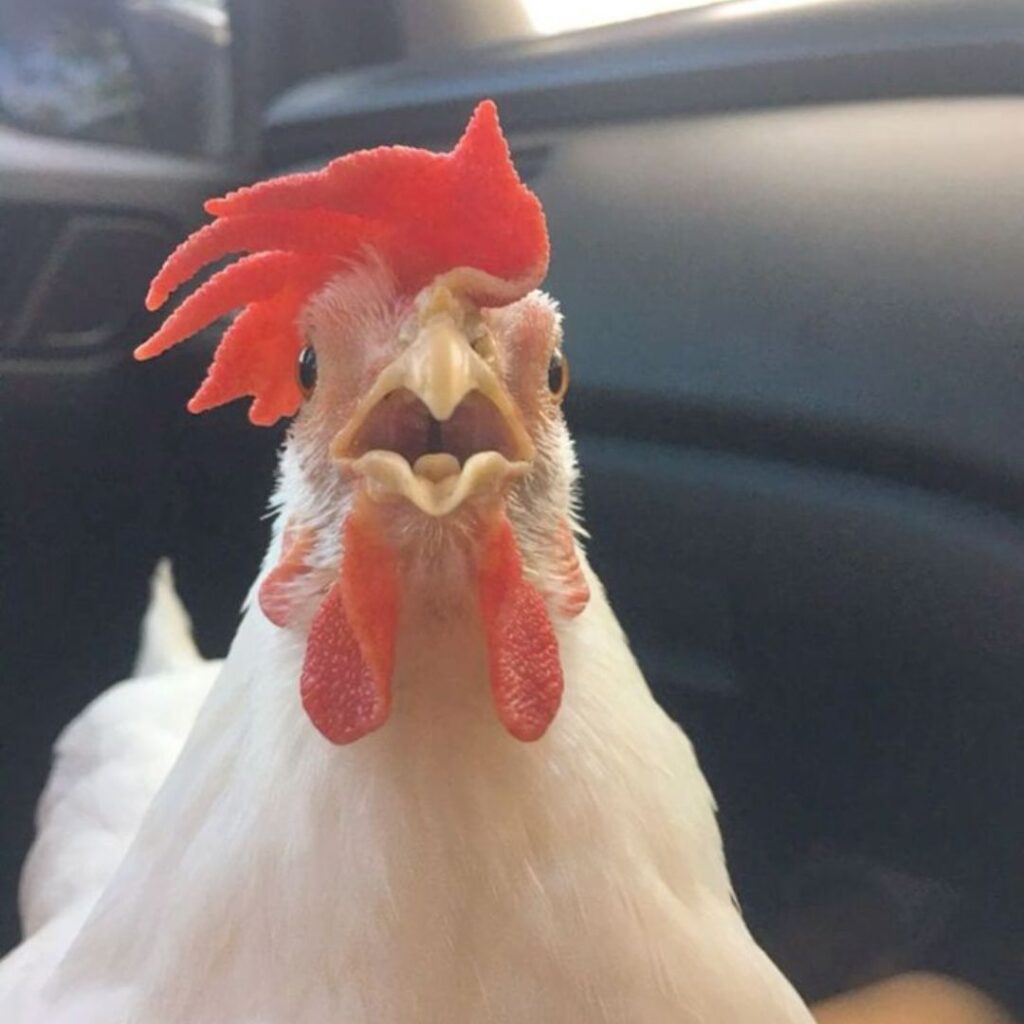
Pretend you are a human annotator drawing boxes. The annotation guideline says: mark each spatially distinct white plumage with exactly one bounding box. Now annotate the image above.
[2,567,218,1022]
[1,536,812,1022]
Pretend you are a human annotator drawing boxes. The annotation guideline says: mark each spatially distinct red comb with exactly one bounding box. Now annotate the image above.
[136,100,549,425]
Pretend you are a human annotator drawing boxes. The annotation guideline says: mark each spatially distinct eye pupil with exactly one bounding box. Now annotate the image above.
[547,349,568,399]
[297,345,318,396]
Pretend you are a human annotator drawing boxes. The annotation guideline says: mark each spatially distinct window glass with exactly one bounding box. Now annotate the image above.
[0,0,232,155]
[0,0,145,146]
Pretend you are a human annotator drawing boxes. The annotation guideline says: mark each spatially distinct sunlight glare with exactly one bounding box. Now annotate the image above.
[524,0,718,35]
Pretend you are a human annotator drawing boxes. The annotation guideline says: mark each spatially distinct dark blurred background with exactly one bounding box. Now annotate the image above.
[0,0,1022,1013]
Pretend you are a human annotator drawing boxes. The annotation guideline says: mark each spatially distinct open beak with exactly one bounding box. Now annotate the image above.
[330,285,534,516]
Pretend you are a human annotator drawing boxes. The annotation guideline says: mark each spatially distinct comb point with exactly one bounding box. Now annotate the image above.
[457,99,505,159]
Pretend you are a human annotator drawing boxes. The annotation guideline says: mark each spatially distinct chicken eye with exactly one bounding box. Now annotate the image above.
[547,348,568,400]
[297,345,318,397]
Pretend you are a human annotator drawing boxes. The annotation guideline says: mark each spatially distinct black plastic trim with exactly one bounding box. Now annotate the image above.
[568,387,1024,522]
[0,127,238,223]
[263,0,1023,165]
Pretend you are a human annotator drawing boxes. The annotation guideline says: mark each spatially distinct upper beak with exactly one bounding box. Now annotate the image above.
[405,317,482,423]
[329,285,533,517]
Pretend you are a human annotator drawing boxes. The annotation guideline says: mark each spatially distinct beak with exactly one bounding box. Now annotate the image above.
[330,284,534,517]
[404,317,483,423]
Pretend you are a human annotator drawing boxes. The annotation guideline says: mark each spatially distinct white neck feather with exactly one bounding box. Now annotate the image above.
[49,542,811,1024]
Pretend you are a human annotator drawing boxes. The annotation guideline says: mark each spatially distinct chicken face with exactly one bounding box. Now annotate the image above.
[304,280,534,521]
[292,268,569,535]
[137,101,587,746]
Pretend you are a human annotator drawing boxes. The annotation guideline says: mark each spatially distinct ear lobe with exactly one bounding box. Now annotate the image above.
[258,521,318,627]
[547,518,590,620]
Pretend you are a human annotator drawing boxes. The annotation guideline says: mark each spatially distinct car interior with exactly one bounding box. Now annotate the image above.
[1,0,1021,1015]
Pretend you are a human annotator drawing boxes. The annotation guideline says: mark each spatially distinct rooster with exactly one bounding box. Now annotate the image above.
[0,101,814,1024]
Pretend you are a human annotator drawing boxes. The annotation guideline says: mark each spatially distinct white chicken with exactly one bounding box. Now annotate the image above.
[0,101,815,1024]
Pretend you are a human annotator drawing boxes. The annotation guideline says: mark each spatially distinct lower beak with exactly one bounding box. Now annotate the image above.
[329,292,533,517]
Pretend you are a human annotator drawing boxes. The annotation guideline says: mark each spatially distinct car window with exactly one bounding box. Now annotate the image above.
[0,0,145,145]
[0,0,232,156]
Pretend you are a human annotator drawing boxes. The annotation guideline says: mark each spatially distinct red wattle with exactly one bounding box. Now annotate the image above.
[299,512,398,744]
[478,517,564,741]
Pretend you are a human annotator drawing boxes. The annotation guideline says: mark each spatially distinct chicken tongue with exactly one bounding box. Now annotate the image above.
[477,515,564,741]
[300,509,398,744]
